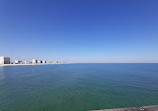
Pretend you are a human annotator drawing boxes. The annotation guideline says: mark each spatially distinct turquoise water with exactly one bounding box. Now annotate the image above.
[0,63,158,111]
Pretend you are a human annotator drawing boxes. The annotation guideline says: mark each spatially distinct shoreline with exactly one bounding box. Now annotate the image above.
[1,63,158,67]
[0,63,69,67]
[91,105,158,111]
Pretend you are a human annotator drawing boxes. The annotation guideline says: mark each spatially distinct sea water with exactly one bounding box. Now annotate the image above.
[0,63,158,111]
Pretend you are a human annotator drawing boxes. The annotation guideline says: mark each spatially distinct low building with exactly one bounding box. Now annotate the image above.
[55,61,59,63]
[14,60,22,64]
[24,61,29,64]
[0,56,10,64]
[32,59,37,64]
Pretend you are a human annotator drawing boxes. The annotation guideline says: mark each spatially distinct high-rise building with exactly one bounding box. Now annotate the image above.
[32,59,37,64]
[37,60,42,64]
[0,56,10,64]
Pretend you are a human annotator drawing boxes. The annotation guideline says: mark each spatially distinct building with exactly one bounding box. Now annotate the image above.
[14,60,22,64]
[32,59,37,64]
[37,60,42,64]
[55,61,59,63]
[0,56,10,64]
[42,60,46,64]
[24,61,29,64]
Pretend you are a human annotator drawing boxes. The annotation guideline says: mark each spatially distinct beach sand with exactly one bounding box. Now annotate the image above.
[0,63,68,67]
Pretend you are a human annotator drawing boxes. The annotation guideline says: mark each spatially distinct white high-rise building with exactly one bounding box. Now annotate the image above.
[37,60,42,64]
[0,56,10,64]
[32,59,37,64]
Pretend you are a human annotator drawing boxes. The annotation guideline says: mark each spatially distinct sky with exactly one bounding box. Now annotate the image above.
[0,0,158,63]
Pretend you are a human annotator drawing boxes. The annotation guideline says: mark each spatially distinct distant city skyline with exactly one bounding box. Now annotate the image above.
[0,0,158,63]
[0,56,60,65]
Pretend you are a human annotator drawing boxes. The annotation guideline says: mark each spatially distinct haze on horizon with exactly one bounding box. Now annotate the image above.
[0,0,158,63]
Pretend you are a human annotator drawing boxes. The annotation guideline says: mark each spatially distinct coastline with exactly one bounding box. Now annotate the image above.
[92,105,158,111]
[0,63,69,67]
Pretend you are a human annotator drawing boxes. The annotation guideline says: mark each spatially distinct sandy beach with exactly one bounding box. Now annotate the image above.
[0,63,68,67]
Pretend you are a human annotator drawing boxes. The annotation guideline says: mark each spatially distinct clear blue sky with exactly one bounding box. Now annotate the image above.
[0,0,158,63]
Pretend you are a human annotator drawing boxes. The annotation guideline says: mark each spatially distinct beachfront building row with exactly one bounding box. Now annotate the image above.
[32,59,47,64]
[0,56,58,65]
[0,56,10,64]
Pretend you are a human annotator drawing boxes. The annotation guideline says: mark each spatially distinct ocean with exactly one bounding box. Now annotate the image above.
[0,63,158,111]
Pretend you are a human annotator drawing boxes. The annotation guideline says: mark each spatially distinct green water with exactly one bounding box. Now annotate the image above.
[0,63,158,111]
